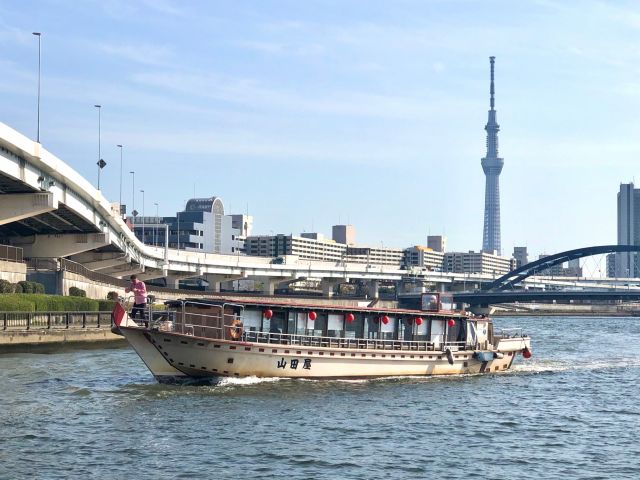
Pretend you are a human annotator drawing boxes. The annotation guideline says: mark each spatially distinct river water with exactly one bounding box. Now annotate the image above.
[1,316,639,479]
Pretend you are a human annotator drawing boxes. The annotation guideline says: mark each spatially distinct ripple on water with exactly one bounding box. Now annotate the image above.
[0,316,639,479]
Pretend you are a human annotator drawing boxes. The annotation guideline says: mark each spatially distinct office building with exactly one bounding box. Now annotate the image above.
[427,235,447,253]
[404,246,445,271]
[616,183,640,277]
[245,234,404,266]
[513,247,528,269]
[443,251,513,276]
[130,196,241,254]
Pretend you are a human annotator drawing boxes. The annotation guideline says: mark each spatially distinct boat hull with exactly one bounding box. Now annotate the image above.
[120,326,530,381]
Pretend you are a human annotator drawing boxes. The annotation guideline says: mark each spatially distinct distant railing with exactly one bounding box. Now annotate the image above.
[0,245,23,263]
[1,311,113,331]
[59,258,130,288]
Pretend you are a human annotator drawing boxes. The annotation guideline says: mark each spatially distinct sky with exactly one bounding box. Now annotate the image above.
[2,0,640,260]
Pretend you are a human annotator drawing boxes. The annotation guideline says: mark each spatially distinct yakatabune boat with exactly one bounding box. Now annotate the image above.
[112,293,531,384]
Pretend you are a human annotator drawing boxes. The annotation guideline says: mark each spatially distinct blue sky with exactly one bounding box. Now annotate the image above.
[2,0,640,259]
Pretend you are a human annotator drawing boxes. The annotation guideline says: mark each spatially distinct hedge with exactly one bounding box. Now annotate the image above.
[0,294,101,312]
[98,300,117,312]
[0,295,36,312]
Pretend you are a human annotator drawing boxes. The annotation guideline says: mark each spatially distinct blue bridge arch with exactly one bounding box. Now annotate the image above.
[483,244,640,291]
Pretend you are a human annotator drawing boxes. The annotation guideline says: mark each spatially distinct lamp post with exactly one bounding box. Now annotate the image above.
[129,171,135,228]
[154,202,159,246]
[94,105,103,189]
[32,32,41,143]
[140,189,145,243]
[117,144,123,214]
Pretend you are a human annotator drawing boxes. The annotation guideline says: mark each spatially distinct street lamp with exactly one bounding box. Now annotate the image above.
[140,189,145,243]
[129,171,135,228]
[32,32,41,143]
[94,105,102,189]
[97,158,106,190]
[117,144,123,214]
[154,202,159,246]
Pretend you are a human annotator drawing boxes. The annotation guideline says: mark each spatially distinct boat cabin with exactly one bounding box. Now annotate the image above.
[160,293,492,352]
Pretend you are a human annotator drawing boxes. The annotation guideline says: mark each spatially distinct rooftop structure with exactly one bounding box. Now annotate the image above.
[481,56,504,256]
[427,235,447,253]
[332,225,356,245]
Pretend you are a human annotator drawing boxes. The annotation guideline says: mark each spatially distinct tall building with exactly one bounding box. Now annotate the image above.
[427,235,447,253]
[513,247,528,269]
[481,56,504,255]
[616,183,640,277]
[332,225,356,245]
[130,196,240,254]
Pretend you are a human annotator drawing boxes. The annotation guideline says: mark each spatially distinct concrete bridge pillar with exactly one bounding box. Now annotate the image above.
[0,192,57,226]
[369,280,380,299]
[321,278,340,298]
[204,274,222,292]
[165,275,181,289]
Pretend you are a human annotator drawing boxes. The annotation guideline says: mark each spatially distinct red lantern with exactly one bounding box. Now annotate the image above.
[447,319,455,327]
[415,317,423,326]
[381,315,389,325]
[345,313,355,323]
[523,348,532,359]
[264,309,273,319]
[308,311,317,321]
[373,317,379,324]
[406,318,413,325]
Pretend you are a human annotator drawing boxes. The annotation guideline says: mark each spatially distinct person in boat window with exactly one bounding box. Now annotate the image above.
[125,274,147,322]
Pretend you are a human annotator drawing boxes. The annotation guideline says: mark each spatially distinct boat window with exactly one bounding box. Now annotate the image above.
[413,317,428,341]
[430,319,445,347]
[268,312,287,334]
[287,311,297,335]
[327,314,343,338]
[446,319,465,344]
[364,316,379,339]
[308,314,327,337]
[344,315,362,339]
[243,310,262,332]
[399,318,412,341]
[379,316,396,340]
[295,312,307,335]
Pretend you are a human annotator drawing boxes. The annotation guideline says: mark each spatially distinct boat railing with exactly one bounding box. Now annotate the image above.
[493,327,526,338]
[242,331,471,352]
[163,318,470,351]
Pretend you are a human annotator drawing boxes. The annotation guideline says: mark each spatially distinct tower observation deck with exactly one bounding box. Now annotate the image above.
[481,56,504,255]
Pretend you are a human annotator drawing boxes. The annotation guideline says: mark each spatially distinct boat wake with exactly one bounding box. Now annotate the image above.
[511,356,640,375]
[215,376,286,387]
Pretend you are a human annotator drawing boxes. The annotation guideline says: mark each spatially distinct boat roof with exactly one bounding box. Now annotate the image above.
[168,297,473,319]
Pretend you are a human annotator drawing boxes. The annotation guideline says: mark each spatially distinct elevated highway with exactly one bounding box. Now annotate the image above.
[0,122,445,294]
[2,121,638,297]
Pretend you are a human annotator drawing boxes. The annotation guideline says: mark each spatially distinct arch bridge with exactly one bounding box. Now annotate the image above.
[482,245,639,292]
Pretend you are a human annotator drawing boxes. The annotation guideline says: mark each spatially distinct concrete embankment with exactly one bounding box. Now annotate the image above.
[0,310,123,352]
[0,327,125,352]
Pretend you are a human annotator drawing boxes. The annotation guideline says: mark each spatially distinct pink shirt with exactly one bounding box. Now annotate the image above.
[126,280,147,304]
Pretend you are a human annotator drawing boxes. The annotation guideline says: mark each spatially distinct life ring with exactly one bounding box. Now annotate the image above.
[227,318,244,340]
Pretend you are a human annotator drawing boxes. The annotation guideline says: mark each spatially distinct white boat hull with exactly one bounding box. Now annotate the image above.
[120,326,530,382]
